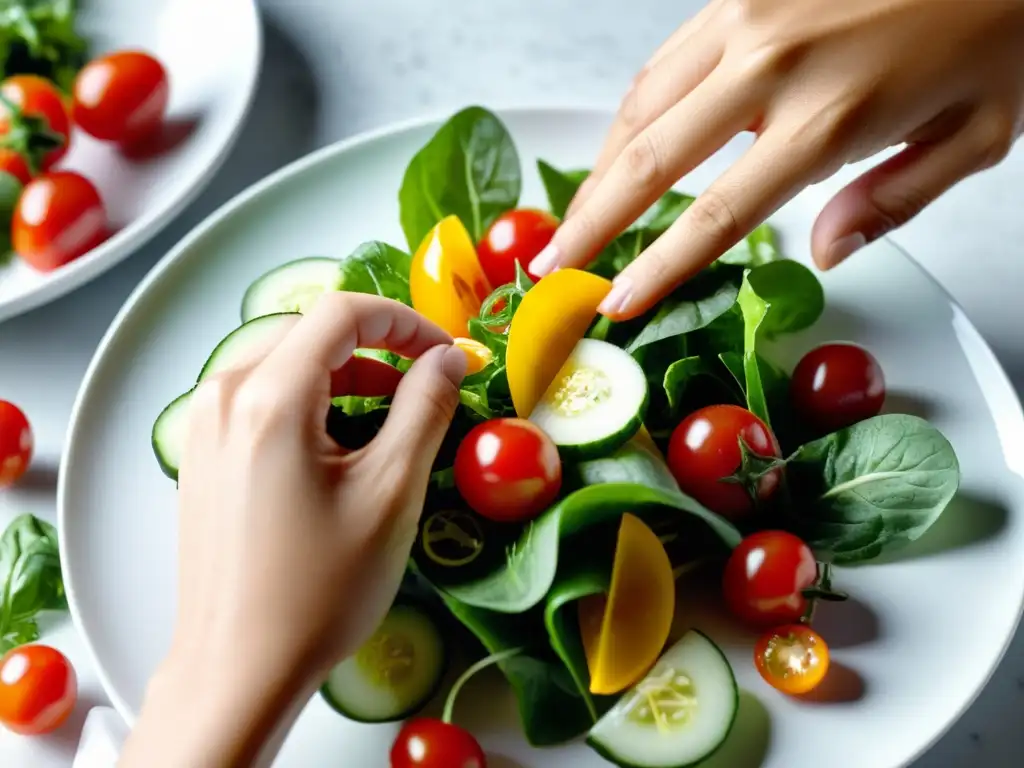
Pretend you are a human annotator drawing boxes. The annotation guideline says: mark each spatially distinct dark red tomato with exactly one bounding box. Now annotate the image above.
[666,404,781,519]
[0,400,33,488]
[476,209,558,287]
[0,148,32,185]
[0,75,71,170]
[391,718,486,768]
[73,50,169,144]
[722,531,817,627]
[13,171,108,272]
[0,645,78,735]
[790,342,885,433]
[454,418,561,523]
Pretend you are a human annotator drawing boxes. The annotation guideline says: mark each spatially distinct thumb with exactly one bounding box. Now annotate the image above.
[812,126,996,270]
[366,344,467,488]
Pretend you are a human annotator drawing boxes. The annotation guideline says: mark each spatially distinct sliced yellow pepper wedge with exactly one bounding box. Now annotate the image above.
[578,512,675,696]
[506,268,611,417]
[410,215,493,338]
[453,337,494,375]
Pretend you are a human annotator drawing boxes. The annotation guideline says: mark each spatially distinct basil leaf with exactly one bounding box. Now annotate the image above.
[785,414,960,564]
[537,160,588,219]
[399,106,521,249]
[338,241,412,306]
[0,514,66,651]
[625,268,741,354]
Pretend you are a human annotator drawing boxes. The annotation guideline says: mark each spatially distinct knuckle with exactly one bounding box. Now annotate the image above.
[622,131,665,188]
[688,188,741,247]
[872,184,932,232]
[974,112,1017,169]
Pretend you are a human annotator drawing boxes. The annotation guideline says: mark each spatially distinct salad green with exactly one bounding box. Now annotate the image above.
[0,0,87,92]
[0,513,66,652]
[151,105,962,766]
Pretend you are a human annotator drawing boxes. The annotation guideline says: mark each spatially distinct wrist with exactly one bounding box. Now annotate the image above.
[120,639,321,768]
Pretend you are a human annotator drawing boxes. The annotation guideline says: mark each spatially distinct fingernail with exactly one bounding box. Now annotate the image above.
[441,345,467,386]
[598,276,633,317]
[824,232,867,269]
[528,242,561,277]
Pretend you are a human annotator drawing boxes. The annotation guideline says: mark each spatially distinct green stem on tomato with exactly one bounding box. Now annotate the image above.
[442,646,525,725]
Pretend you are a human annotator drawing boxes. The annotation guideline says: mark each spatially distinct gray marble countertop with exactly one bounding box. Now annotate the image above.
[1,1,1022,765]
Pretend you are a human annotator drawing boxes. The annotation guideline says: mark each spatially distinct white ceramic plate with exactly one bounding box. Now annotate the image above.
[59,107,1024,768]
[0,0,261,323]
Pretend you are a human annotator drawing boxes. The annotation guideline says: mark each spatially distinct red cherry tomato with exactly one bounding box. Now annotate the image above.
[13,171,108,272]
[0,148,32,185]
[754,624,830,695]
[454,418,562,523]
[73,50,169,144]
[0,645,78,735]
[722,531,817,627]
[790,342,885,433]
[476,209,558,287]
[391,718,486,768]
[0,400,33,488]
[0,75,71,170]
[666,404,782,519]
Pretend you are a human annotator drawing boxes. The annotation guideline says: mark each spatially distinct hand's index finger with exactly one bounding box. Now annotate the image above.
[252,293,452,400]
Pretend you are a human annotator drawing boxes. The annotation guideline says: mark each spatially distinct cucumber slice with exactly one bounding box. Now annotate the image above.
[197,312,300,382]
[241,257,343,322]
[152,390,193,481]
[587,630,738,768]
[321,600,447,723]
[529,338,648,459]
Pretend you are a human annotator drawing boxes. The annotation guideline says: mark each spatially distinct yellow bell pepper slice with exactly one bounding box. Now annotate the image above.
[453,337,494,375]
[410,215,493,338]
[578,512,675,696]
[506,268,611,417]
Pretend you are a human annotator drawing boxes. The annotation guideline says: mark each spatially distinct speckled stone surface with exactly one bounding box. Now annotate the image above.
[1,1,1022,765]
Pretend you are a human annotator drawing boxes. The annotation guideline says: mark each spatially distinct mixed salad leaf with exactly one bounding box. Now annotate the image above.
[0,1,87,92]
[150,105,963,765]
[0,513,66,652]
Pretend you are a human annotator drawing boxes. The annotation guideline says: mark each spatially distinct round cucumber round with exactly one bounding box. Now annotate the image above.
[320,599,447,723]
[529,338,648,460]
[586,629,738,768]
[197,312,300,382]
[151,389,193,481]
[240,257,343,322]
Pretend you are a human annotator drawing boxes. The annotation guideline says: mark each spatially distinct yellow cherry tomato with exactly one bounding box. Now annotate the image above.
[754,624,830,695]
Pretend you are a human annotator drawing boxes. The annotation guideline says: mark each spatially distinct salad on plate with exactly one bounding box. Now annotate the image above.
[150,106,961,768]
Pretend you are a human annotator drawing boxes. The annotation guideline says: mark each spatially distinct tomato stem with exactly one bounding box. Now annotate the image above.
[442,646,524,725]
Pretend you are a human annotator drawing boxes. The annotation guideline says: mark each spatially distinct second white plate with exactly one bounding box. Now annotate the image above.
[0,0,261,323]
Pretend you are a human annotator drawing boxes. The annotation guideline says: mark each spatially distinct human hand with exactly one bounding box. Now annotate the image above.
[530,0,1024,319]
[120,294,467,768]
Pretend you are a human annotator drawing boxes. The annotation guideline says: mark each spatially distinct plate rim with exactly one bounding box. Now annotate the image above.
[0,0,264,324]
[56,103,1024,766]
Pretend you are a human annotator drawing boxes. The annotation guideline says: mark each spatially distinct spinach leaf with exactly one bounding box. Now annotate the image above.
[440,594,593,745]
[634,189,695,232]
[735,261,822,428]
[338,241,412,306]
[536,160,588,219]
[587,228,652,280]
[625,267,742,354]
[543,556,616,724]
[0,0,88,91]
[719,222,781,267]
[784,414,960,564]
[719,349,803,450]
[662,356,739,417]
[0,514,66,653]
[442,439,740,613]
[399,106,520,250]
[745,259,824,339]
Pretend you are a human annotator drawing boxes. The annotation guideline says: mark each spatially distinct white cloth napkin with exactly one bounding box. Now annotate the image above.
[71,707,127,768]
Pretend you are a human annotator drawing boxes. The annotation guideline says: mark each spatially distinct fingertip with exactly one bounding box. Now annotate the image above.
[441,344,467,386]
[527,242,561,278]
